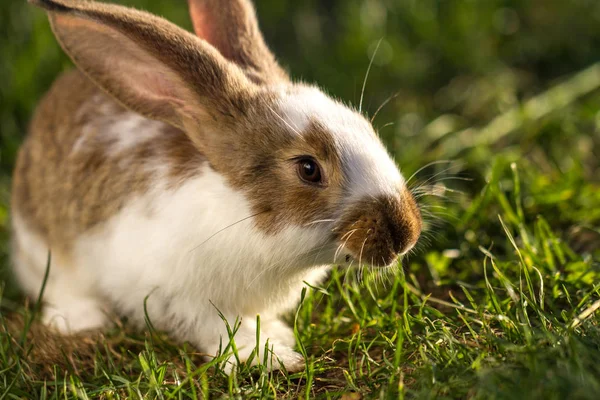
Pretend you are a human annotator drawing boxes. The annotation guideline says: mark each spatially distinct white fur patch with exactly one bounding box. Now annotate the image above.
[277,86,404,201]
[72,112,164,156]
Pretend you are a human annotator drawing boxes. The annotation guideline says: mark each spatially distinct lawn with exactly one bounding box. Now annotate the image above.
[1,0,600,398]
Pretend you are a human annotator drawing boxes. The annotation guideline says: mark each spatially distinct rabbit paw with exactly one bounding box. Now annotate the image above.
[219,340,304,374]
[42,297,107,334]
[206,317,304,374]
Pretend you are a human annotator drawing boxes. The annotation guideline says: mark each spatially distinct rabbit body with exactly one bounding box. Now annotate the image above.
[12,0,422,371]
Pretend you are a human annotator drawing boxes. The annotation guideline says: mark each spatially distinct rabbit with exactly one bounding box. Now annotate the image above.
[11,0,422,372]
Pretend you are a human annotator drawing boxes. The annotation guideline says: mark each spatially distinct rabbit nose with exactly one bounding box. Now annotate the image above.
[335,189,422,267]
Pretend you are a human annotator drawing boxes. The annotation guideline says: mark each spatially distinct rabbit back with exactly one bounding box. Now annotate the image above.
[12,70,207,259]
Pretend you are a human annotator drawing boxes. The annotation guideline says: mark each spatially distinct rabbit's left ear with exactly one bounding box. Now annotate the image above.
[187,0,289,84]
[30,0,257,152]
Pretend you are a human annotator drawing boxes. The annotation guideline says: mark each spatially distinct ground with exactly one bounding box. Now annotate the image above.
[1,0,600,398]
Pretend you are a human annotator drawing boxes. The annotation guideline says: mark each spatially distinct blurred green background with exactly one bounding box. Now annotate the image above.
[2,0,600,169]
[1,0,599,285]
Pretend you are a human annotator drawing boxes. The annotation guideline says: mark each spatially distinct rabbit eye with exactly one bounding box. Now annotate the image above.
[297,158,322,184]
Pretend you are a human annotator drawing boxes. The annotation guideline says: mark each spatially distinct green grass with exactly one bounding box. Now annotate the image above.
[1,0,600,398]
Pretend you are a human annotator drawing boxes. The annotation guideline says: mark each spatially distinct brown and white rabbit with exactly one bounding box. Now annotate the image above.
[11,0,422,371]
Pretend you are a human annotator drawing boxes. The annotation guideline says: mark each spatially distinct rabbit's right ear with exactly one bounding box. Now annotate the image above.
[30,0,254,135]
[187,0,289,84]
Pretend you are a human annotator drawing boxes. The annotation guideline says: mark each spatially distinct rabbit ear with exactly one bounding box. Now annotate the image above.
[188,0,289,84]
[30,0,254,133]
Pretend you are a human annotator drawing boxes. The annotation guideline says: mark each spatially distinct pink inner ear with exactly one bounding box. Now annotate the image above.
[188,2,219,48]
[133,67,186,105]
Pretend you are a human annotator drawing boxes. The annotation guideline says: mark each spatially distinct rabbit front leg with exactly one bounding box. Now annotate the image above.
[260,317,297,348]
[197,312,304,372]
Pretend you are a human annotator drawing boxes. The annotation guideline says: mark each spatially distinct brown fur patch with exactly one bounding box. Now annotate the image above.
[209,110,348,234]
[334,190,422,267]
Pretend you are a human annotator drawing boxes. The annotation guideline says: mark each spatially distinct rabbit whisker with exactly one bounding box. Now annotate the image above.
[245,243,332,290]
[358,230,371,270]
[189,210,268,254]
[406,160,455,185]
[304,219,335,226]
[359,38,382,114]
[266,104,302,136]
[371,92,400,123]
[409,165,462,190]
[377,121,395,132]
[334,229,359,263]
